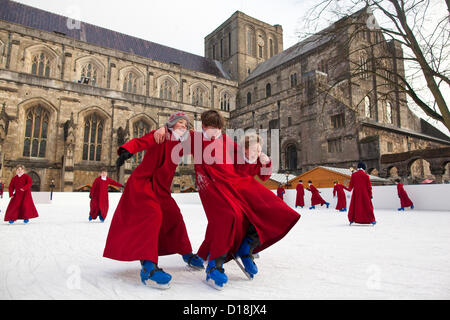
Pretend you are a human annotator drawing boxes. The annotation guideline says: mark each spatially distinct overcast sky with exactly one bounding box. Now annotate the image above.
[13,0,317,56]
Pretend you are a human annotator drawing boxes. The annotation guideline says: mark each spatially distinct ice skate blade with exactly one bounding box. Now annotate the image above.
[205,278,225,291]
[186,264,205,271]
[142,279,171,290]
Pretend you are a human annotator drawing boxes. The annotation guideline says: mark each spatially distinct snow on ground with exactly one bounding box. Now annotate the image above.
[0,193,449,300]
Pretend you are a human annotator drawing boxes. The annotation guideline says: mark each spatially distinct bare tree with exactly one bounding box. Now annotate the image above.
[299,0,450,133]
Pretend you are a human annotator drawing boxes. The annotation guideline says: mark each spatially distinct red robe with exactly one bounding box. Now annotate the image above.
[4,174,39,222]
[192,131,300,262]
[347,169,375,224]
[397,184,413,208]
[89,177,123,219]
[103,131,193,263]
[277,187,285,200]
[295,184,305,207]
[307,184,326,206]
[333,183,350,210]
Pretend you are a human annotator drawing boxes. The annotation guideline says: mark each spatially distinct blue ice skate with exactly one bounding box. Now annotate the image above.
[99,215,105,223]
[371,221,377,226]
[206,259,228,290]
[8,220,14,224]
[182,253,205,269]
[411,205,414,210]
[398,208,405,211]
[24,219,29,224]
[309,205,315,210]
[140,260,172,289]
[235,237,258,279]
[325,202,330,208]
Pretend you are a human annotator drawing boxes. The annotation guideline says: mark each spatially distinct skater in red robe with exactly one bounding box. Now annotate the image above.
[154,111,300,289]
[88,169,123,222]
[4,165,39,224]
[347,162,376,225]
[103,112,204,289]
[295,180,305,208]
[333,181,350,212]
[277,184,286,200]
[395,179,414,211]
[306,181,330,210]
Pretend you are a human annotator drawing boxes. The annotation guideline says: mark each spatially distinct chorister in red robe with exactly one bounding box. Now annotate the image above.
[89,175,123,220]
[333,182,350,211]
[307,182,329,209]
[191,131,300,263]
[295,182,305,208]
[396,182,414,210]
[103,130,194,263]
[347,166,376,225]
[4,173,39,222]
[277,186,286,200]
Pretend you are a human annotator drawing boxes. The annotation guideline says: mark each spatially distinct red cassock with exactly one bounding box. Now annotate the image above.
[347,169,375,224]
[89,177,123,219]
[308,185,326,206]
[333,184,350,210]
[192,131,300,262]
[103,131,193,263]
[277,187,285,200]
[397,184,413,208]
[295,184,305,207]
[4,174,39,222]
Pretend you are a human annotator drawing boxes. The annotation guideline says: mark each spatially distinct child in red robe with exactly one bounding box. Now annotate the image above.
[295,180,305,208]
[88,169,123,222]
[306,181,330,210]
[347,162,376,225]
[154,111,300,290]
[277,184,286,200]
[395,179,414,211]
[4,165,39,224]
[103,112,204,289]
[333,180,350,212]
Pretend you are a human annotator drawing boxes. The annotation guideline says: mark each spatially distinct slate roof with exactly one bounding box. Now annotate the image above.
[0,0,231,79]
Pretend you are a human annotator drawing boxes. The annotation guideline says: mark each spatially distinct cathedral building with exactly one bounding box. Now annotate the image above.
[0,0,448,192]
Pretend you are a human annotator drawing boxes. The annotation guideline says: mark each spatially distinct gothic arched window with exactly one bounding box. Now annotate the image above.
[123,72,138,94]
[31,53,51,78]
[160,80,174,100]
[82,113,104,161]
[81,63,98,86]
[132,120,150,165]
[220,92,231,111]
[247,92,252,106]
[266,83,272,98]
[23,105,49,158]
[192,87,206,107]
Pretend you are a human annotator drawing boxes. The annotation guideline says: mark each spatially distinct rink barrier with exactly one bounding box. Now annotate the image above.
[1,183,449,211]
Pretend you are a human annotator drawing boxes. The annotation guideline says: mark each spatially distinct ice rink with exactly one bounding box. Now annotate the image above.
[0,192,449,300]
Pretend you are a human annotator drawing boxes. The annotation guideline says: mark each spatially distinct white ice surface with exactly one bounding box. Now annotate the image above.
[0,193,449,300]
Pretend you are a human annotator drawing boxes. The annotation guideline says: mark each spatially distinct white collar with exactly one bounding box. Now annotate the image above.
[101,176,107,180]
[169,128,188,142]
[17,173,23,177]
[202,129,222,140]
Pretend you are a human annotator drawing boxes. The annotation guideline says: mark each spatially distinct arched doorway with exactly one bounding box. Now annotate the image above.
[409,158,434,183]
[28,171,41,191]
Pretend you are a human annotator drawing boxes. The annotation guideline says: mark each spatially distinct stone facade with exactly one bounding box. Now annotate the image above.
[0,3,449,192]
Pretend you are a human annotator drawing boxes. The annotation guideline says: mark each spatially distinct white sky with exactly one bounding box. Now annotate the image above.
[11,0,450,135]
[13,0,316,56]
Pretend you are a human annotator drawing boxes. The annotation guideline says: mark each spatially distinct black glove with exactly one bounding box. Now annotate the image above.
[116,148,133,169]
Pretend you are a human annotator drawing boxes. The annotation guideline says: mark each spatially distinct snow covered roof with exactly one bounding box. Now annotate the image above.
[270,173,297,184]
[319,166,389,182]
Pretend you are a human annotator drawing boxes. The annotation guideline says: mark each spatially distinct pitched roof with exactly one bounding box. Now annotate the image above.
[0,0,231,79]
[270,173,297,184]
[319,166,389,182]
